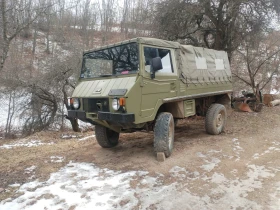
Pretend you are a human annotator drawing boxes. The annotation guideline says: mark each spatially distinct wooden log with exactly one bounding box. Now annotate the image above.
[157,152,166,162]
[263,94,274,106]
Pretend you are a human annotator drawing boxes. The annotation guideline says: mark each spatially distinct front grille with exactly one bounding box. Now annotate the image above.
[83,98,109,113]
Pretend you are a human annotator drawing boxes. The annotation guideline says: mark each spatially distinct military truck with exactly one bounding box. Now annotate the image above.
[67,37,232,158]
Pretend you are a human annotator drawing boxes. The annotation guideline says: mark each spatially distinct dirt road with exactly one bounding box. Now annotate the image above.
[0,106,280,209]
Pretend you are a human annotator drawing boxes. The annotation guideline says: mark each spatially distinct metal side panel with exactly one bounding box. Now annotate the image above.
[184,99,195,117]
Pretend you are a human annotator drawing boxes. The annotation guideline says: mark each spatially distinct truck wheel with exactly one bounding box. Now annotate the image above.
[154,112,174,158]
[95,125,119,148]
[174,119,179,127]
[205,104,226,135]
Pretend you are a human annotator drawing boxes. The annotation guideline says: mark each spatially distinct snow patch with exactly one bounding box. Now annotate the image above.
[25,166,36,174]
[270,89,279,94]
[9,183,21,188]
[0,140,54,149]
[24,166,37,180]
[211,172,227,184]
[200,157,221,172]
[78,135,95,141]
[207,164,274,210]
[50,156,64,163]
[61,134,79,139]
[169,166,200,180]
[269,182,280,208]
[196,152,206,158]
[232,138,244,161]
[253,141,280,159]
[1,162,278,210]
[1,163,167,210]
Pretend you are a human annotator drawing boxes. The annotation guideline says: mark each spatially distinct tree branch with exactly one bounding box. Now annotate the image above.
[232,73,252,86]
[253,47,280,77]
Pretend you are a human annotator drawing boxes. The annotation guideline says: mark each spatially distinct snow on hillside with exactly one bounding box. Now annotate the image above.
[0,91,30,129]
[0,30,73,130]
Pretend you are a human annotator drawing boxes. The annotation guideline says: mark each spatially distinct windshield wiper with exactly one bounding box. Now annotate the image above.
[99,74,112,77]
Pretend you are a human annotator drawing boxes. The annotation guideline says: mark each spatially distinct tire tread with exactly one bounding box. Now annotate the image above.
[154,112,174,158]
[205,103,226,135]
[95,125,119,148]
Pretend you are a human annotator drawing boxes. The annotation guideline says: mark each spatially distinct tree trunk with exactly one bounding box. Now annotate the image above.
[5,93,12,137]
[70,118,80,132]
[1,40,10,72]
[46,30,50,54]
[8,93,15,135]
[62,82,80,132]
[32,25,38,55]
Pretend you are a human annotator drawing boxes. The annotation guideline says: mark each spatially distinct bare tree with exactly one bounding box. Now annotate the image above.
[21,85,58,135]
[45,0,53,53]
[5,91,15,137]
[98,0,116,44]
[153,0,280,60]
[0,0,52,72]
[232,32,280,93]
[0,0,169,137]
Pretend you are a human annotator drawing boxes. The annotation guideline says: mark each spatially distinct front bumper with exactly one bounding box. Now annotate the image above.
[98,111,135,123]
[67,110,135,124]
[67,110,86,121]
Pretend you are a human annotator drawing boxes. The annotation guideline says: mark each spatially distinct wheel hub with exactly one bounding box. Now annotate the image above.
[216,113,223,128]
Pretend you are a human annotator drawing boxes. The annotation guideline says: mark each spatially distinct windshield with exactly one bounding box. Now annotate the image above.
[81,43,139,78]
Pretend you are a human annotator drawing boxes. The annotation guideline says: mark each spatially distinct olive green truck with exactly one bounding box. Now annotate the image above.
[67,37,232,158]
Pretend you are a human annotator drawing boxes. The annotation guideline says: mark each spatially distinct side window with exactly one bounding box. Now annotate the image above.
[144,47,173,74]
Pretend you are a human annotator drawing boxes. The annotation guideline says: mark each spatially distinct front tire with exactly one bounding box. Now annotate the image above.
[174,118,179,127]
[205,104,227,135]
[154,112,174,158]
[95,125,119,148]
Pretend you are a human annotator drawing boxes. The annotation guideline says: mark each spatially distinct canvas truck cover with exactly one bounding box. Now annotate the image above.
[178,45,231,85]
[134,38,231,86]
[136,37,231,85]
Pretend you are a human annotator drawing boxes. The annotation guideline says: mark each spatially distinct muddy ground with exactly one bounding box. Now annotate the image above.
[0,106,280,209]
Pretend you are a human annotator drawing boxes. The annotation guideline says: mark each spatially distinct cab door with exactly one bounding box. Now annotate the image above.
[140,46,178,120]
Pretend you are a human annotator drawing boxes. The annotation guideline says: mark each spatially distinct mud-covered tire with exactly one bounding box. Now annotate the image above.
[205,103,227,135]
[95,125,119,148]
[154,112,174,158]
[174,119,179,127]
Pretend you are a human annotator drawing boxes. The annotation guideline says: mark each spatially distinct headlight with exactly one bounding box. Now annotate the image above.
[72,98,80,109]
[112,98,120,111]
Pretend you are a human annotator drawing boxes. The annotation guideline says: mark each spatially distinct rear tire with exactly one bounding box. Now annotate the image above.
[205,104,226,135]
[154,112,174,158]
[95,125,119,148]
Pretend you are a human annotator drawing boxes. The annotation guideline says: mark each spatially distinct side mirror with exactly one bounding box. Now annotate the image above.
[150,57,162,79]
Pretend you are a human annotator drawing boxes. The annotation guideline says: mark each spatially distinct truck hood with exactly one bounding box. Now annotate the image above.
[72,76,137,97]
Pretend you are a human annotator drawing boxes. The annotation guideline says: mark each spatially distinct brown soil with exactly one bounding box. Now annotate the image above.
[0,106,280,208]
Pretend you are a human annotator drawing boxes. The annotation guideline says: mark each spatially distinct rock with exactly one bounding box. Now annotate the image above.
[157,152,166,162]
[0,188,5,193]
